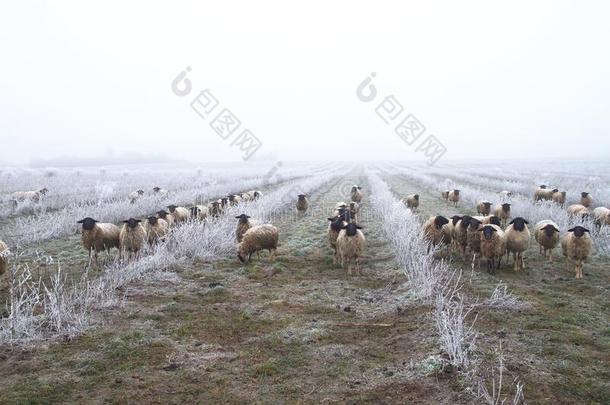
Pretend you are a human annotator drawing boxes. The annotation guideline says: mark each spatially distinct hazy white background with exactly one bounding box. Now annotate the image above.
[1,0,609,166]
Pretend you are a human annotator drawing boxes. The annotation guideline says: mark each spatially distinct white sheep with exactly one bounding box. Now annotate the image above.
[498,190,512,200]
[592,206,610,227]
[237,224,278,263]
[296,194,309,213]
[561,226,592,279]
[10,188,48,206]
[350,185,363,203]
[504,217,530,271]
[567,204,590,218]
[448,189,460,206]
[534,220,560,263]
[479,224,506,272]
[336,222,366,275]
[145,216,169,245]
[476,200,492,215]
[402,194,419,211]
[535,187,558,202]
[77,217,121,267]
[119,218,147,261]
[235,214,259,242]
[228,194,243,206]
[128,189,144,204]
[208,200,222,217]
[167,205,189,223]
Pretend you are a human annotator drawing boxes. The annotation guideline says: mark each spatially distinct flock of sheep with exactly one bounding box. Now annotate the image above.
[409,185,609,279]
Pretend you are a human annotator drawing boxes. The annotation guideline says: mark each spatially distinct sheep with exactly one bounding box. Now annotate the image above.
[235,214,258,242]
[167,205,189,223]
[534,220,560,263]
[452,215,472,257]
[592,207,610,227]
[423,215,450,254]
[350,185,363,203]
[448,190,460,206]
[348,201,359,221]
[128,189,144,204]
[445,215,461,251]
[336,222,366,275]
[333,202,348,217]
[119,218,147,261]
[0,240,9,278]
[476,201,492,215]
[467,217,484,267]
[504,217,530,271]
[189,205,209,221]
[493,203,511,226]
[535,187,558,202]
[157,209,175,227]
[243,190,263,201]
[152,186,168,197]
[580,192,593,208]
[296,194,309,213]
[145,216,169,245]
[10,188,48,205]
[474,215,502,226]
[220,197,229,210]
[552,191,567,207]
[228,194,243,206]
[402,194,419,211]
[567,204,590,218]
[209,201,222,218]
[237,224,278,263]
[77,217,121,267]
[441,190,450,201]
[479,224,506,272]
[328,215,348,263]
[561,226,592,279]
[533,185,549,201]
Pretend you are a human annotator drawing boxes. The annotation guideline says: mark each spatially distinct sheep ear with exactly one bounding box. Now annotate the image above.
[341,225,347,229]
[327,217,334,221]
[123,220,129,223]
[235,216,241,219]
[509,219,515,224]
[356,225,363,229]
[136,219,141,223]
[77,219,84,223]
[583,228,590,233]
[567,227,575,232]
[524,220,529,224]
[553,226,560,232]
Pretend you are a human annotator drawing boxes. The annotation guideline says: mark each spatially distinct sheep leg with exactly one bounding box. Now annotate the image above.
[347,260,352,276]
[87,247,93,268]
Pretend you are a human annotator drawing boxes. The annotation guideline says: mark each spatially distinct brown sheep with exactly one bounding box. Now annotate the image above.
[476,201,492,215]
[561,226,592,279]
[296,194,309,213]
[237,224,278,263]
[534,220,560,263]
[336,223,366,275]
[493,203,511,226]
[77,217,121,267]
[580,192,593,208]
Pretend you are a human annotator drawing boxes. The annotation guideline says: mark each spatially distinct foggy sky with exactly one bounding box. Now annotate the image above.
[1,1,609,166]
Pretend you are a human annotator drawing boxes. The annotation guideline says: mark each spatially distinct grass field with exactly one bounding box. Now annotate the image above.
[0,163,608,404]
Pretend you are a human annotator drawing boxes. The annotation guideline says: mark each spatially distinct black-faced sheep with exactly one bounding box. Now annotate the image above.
[209,201,222,218]
[296,194,309,213]
[235,214,258,243]
[504,217,530,271]
[467,217,484,267]
[493,203,511,226]
[580,192,593,208]
[145,216,169,245]
[448,190,460,206]
[119,218,147,261]
[567,204,590,218]
[534,220,560,263]
[402,194,419,211]
[336,222,365,275]
[423,215,450,254]
[328,215,347,264]
[350,185,363,203]
[552,191,566,207]
[476,201,492,215]
[167,205,189,223]
[77,217,121,267]
[228,194,243,206]
[237,224,278,263]
[157,209,175,227]
[152,186,168,197]
[561,226,592,279]
[452,215,472,257]
[479,224,506,272]
[128,189,144,204]
[189,205,209,221]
